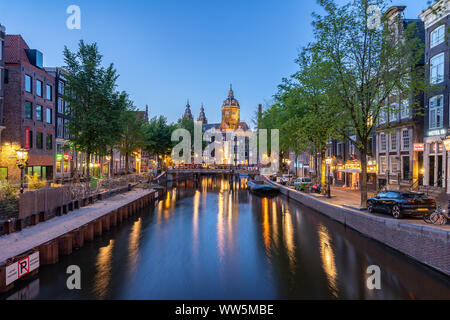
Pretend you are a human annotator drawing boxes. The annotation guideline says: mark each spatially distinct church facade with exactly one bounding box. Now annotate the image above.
[183,86,252,166]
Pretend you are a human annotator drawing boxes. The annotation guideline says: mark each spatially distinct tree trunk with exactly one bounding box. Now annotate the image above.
[360,149,368,208]
[86,152,91,195]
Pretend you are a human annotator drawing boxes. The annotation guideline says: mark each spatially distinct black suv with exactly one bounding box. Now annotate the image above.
[367,191,436,219]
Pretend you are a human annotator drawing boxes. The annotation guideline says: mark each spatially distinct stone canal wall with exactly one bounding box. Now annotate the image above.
[268,180,450,276]
[0,187,164,293]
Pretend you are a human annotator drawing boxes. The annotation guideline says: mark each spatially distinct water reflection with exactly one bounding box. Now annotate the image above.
[318,224,338,298]
[5,176,450,300]
[93,239,115,299]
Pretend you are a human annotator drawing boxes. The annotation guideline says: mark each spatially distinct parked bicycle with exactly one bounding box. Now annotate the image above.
[423,206,449,225]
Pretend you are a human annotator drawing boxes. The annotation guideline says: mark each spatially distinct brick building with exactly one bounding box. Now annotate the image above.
[1,35,55,181]
[0,24,5,179]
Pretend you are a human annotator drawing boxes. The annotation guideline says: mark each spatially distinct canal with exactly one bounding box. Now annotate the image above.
[3,176,450,300]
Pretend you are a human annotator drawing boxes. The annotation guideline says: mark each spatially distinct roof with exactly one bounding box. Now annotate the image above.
[4,35,30,64]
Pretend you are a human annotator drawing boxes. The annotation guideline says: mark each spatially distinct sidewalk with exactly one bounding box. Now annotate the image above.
[0,188,154,264]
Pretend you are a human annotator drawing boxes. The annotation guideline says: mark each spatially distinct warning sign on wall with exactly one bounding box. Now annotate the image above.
[5,252,40,286]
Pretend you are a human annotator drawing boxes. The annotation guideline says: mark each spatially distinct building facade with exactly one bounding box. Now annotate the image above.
[0,23,5,158]
[1,35,55,182]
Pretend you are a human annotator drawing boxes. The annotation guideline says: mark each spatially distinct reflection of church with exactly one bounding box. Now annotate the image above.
[182,85,251,165]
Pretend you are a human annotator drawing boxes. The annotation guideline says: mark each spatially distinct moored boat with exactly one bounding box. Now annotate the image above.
[246,180,280,196]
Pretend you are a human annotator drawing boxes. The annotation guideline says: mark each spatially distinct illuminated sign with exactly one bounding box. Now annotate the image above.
[63,153,71,161]
[56,153,63,161]
[414,143,424,152]
[428,129,446,137]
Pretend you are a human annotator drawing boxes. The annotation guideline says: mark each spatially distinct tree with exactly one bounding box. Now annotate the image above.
[63,41,128,181]
[145,116,175,170]
[117,108,147,174]
[307,0,426,206]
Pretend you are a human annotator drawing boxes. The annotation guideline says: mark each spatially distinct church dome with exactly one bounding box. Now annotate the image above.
[222,84,240,108]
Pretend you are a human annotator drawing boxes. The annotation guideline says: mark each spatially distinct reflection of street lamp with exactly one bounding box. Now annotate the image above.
[16,148,29,193]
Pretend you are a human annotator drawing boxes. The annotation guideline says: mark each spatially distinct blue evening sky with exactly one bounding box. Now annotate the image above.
[0,0,429,125]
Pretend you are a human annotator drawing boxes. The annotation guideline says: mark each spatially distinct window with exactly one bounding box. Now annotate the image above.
[25,101,32,119]
[36,79,43,97]
[391,132,397,151]
[380,156,387,173]
[36,105,43,121]
[430,53,445,84]
[28,130,33,149]
[429,95,443,129]
[25,74,32,93]
[36,132,43,149]
[46,108,52,124]
[390,156,399,173]
[431,25,446,48]
[58,98,64,113]
[64,119,69,138]
[402,156,410,180]
[380,133,387,152]
[401,99,410,119]
[57,117,63,138]
[58,81,64,95]
[390,103,398,122]
[4,69,8,84]
[46,134,53,150]
[46,84,52,100]
[402,129,410,150]
[0,40,2,60]
[368,137,373,155]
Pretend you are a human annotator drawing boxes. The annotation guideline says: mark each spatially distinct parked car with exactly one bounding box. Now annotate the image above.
[367,191,436,219]
[294,177,313,191]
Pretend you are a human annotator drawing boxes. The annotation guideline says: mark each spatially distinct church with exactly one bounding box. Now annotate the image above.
[182,85,252,166]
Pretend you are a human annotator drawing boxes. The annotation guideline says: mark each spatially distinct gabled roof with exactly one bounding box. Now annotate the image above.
[4,35,30,64]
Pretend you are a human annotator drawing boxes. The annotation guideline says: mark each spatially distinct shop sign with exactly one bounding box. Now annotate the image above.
[414,143,424,152]
[428,129,446,137]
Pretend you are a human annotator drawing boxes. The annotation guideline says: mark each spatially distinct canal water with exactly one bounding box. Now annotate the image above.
[3,176,450,300]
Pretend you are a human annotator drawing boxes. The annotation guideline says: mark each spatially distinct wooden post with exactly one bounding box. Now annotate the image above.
[94,219,102,237]
[83,223,94,242]
[58,234,73,256]
[39,241,59,265]
[71,228,85,248]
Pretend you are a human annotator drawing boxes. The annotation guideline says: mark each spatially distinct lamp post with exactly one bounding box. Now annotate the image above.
[16,148,29,193]
[326,157,332,198]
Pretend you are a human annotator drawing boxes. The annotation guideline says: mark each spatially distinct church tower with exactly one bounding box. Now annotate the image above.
[197,103,207,125]
[183,99,194,120]
[220,85,240,131]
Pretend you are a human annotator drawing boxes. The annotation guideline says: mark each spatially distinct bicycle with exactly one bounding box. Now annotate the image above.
[424,206,449,225]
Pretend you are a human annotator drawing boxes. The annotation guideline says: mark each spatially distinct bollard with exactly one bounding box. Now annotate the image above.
[39,212,47,222]
[94,219,102,237]
[2,220,13,235]
[39,240,59,265]
[98,193,103,201]
[83,223,94,242]
[55,206,62,216]
[15,219,24,232]
[74,200,80,210]
[58,234,73,256]
[89,196,94,205]
[71,228,85,249]
[68,201,74,211]
[82,198,88,207]
[30,214,39,226]
[62,204,68,214]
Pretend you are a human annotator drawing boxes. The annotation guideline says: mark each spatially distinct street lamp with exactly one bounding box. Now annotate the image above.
[325,157,333,198]
[16,148,29,193]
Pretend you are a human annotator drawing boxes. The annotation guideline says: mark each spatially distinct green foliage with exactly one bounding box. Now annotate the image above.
[63,41,128,177]
[145,116,176,168]
[0,180,18,198]
[26,173,46,190]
